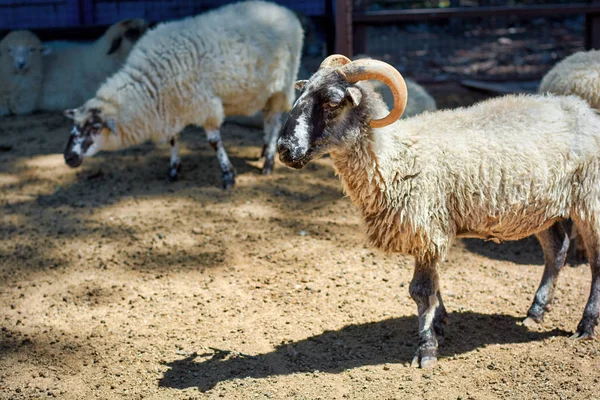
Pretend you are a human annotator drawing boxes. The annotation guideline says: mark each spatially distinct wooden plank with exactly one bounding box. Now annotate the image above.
[335,0,352,57]
[585,0,600,49]
[461,79,539,95]
[354,4,600,25]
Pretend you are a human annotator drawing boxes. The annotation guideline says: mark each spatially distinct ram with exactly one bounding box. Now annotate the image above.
[278,55,600,368]
[0,30,49,116]
[39,19,147,111]
[63,1,303,188]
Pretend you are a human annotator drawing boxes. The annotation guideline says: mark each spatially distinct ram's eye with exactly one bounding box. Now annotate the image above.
[325,101,340,109]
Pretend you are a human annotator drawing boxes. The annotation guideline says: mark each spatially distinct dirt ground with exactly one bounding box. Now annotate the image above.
[1,84,599,400]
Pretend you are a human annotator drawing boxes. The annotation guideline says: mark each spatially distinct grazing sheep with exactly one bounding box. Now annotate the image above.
[63,1,303,188]
[0,30,49,116]
[39,18,148,111]
[539,50,600,261]
[278,55,600,369]
[354,54,436,117]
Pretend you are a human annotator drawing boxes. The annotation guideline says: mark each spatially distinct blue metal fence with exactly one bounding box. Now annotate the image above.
[0,0,328,30]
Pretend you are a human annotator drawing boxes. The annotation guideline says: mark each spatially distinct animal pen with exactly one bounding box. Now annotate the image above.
[3,0,600,398]
[1,1,599,83]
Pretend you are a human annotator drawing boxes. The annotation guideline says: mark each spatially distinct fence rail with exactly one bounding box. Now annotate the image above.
[336,0,600,56]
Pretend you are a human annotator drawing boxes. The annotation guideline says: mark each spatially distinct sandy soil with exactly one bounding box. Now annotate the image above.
[1,85,599,399]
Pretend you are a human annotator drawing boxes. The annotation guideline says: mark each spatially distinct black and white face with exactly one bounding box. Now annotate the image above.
[63,107,116,168]
[277,69,365,169]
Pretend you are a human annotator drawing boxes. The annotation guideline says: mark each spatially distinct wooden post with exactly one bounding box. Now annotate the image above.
[335,0,353,57]
[352,0,367,55]
[586,0,600,49]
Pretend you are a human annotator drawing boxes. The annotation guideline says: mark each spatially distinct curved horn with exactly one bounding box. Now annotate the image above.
[339,59,408,128]
[319,54,351,69]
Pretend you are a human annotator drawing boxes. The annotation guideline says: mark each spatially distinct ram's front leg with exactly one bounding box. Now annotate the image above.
[206,129,236,189]
[409,258,444,369]
[167,136,182,181]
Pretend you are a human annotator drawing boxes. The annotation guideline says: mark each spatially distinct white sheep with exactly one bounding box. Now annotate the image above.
[539,50,600,110]
[278,55,600,369]
[0,30,49,116]
[39,18,148,111]
[63,1,303,188]
[539,50,600,260]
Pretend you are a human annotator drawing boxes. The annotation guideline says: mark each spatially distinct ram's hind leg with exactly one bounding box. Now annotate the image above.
[167,136,182,182]
[409,257,444,369]
[571,218,600,339]
[261,93,287,175]
[206,129,235,190]
[525,222,569,326]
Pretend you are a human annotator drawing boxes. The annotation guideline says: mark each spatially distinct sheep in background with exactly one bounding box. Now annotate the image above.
[354,54,437,117]
[63,1,303,188]
[539,50,600,261]
[0,30,49,116]
[278,55,600,368]
[39,18,147,111]
[539,50,600,110]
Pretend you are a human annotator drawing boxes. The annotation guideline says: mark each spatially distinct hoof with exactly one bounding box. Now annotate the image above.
[410,344,438,369]
[571,319,595,340]
[262,161,273,175]
[167,162,181,182]
[222,171,235,190]
[167,169,179,182]
[570,331,594,340]
[523,316,542,328]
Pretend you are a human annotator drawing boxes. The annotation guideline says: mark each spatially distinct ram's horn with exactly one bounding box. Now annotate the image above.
[319,54,351,69]
[339,59,408,128]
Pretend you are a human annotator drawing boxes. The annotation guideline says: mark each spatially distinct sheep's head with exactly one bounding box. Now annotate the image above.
[104,18,148,57]
[0,30,49,74]
[63,103,117,168]
[278,55,407,169]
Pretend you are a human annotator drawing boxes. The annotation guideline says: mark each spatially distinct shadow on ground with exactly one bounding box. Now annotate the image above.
[462,237,544,266]
[159,312,567,392]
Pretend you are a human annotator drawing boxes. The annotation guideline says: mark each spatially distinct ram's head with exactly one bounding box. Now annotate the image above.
[277,55,407,169]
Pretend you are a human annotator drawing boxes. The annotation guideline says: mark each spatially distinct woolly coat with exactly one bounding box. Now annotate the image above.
[539,50,600,110]
[332,90,600,263]
[0,31,45,115]
[40,19,147,111]
[77,1,303,150]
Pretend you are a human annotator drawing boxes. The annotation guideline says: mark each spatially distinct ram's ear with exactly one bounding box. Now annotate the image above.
[64,109,76,119]
[345,87,362,107]
[107,36,122,55]
[105,119,117,135]
[40,46,51,56]
[295,80,308,91]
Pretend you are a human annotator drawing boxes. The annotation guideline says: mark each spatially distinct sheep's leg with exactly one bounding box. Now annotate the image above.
[433,291,449,341]
[409,259,441,369]
[167,136,182,182]
[525,222,569,326]
[570,223,587,263]
[206,129,235,190]
[261,112,282,175]
[571,220,600,339]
